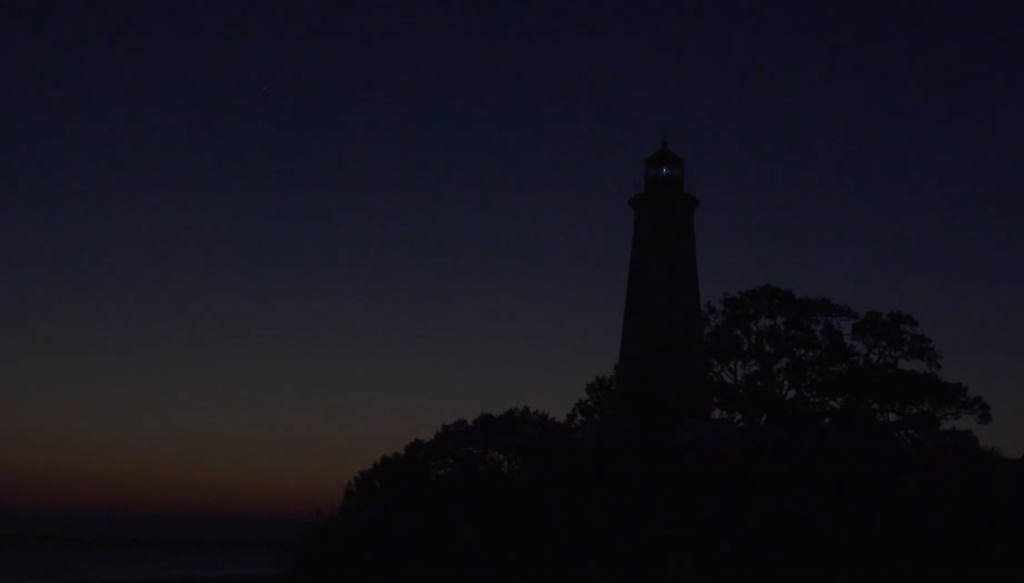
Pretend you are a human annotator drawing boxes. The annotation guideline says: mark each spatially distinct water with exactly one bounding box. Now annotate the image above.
[0,538,291,582]
[0,513,306,582]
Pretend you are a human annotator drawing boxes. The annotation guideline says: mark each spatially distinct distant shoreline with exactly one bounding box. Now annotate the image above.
[1,533,293,549]
[84,578,291,583]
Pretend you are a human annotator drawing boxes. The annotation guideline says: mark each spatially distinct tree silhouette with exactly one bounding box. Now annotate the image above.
[704,285,991,450]
[341,407,566,512]
[295,285,1015,581]
[565,369,617,427]
[569,285,991,453]
[294,408,570,581]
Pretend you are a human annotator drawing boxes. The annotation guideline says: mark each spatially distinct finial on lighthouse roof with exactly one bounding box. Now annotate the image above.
[645,140,683,167]
[647,140,681,162]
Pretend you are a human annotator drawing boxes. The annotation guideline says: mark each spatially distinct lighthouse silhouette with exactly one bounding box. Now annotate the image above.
[616,141,709,423]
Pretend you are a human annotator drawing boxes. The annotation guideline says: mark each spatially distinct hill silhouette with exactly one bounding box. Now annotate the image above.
[292,285,1022,581]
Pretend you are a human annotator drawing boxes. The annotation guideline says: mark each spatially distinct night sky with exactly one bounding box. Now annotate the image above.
[2,1,1022,518]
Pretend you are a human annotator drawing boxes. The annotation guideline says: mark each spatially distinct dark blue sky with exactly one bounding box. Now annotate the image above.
[2,1,1022,515]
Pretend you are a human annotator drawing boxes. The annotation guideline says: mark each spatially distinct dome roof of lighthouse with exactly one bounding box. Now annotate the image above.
[645,140,683,167]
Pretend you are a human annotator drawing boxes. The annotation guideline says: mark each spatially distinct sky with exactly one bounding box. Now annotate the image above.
[2,1,1023,518]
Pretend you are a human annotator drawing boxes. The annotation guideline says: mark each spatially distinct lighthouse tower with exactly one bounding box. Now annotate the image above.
[616,141,707,422]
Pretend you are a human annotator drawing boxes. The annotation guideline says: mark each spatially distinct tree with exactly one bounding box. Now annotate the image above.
[705,285,990,447]
[342,407,566,513]
[570,285,991,451]
[295,407,569,581]
[299,285,1006,582]
[566,370,618,427]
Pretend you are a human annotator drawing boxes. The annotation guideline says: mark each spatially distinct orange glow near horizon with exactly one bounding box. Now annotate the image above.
[1,454,341,518]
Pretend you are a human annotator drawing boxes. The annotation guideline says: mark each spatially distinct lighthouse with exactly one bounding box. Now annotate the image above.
[616,141,708,422]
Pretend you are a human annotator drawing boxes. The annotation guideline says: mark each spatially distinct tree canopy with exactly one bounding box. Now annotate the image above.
[340,407,566,514]
[295,285,1011,581]
[570,285,991,453]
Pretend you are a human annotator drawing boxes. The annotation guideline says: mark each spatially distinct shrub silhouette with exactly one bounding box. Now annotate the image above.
[293,285,1019,581]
